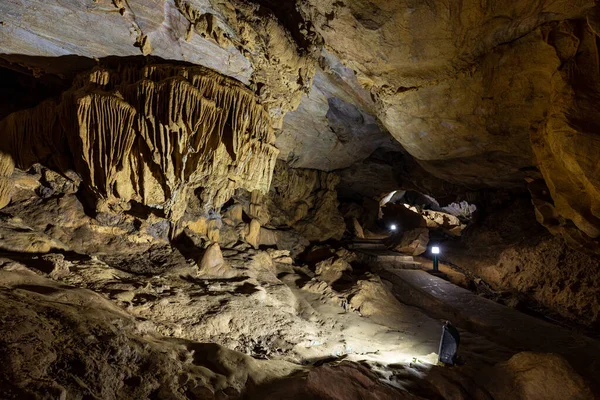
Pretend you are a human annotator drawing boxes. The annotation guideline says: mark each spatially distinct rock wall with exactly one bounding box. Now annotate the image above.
[0,0,320,128]
[299,0,600,252]
[0,64,279,221]
[262,161,346,242]
[444,196,600,328]
[531,20,600,250]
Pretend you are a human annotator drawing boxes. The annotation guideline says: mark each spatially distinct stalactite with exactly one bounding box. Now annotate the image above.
[67,93,137,202]
[0,152,14,209]
[0,64,279,218]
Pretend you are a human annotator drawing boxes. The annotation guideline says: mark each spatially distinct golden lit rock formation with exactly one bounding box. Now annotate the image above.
[0,64,279,221]
[299,0,600,251]
[0,152,14,209]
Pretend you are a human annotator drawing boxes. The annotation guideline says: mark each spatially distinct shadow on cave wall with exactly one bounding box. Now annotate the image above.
[0,53,208,120]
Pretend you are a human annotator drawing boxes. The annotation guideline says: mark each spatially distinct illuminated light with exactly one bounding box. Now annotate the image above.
[431,246,440,272]
[390,224,397,231]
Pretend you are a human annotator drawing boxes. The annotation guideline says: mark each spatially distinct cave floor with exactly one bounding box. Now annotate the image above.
[378,265,600,395]
[0,245,538,398]
[0,230,598,398]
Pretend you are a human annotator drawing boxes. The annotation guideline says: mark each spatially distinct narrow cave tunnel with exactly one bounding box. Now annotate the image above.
[0,1,600,400]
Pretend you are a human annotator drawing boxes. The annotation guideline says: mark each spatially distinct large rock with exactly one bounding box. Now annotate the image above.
[199,243,226,275]
[393,228,429,256]
[0,0,319,128]
[531,20,600,245]
[299,0,600,250]
[0,152,14,210]
[443,197,600,327]
[0,64,279,220]
[315,257,352,285]
[261,160,346,242]
[488,352,594,400]
[277,50,399,171]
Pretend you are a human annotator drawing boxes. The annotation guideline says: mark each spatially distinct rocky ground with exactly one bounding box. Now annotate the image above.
[441,196,600,330]
[0,171,596,399]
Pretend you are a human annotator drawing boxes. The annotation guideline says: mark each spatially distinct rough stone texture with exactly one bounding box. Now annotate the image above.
[299,0,600,249]
[0,152,14,209]
[1,1,600,398]
[392,228,429,256]
[532,20,600,244]
[0,172,597,398]
[445,196,600,327]
[0,64,279,221]
[259,160,346,242]
[488,352,594,400]
[277,50,399,171]
[315,256,353,285]
[0,264,306,400]
[199,242,225,274]
[0,0,319,127]
[337,149,466,204]
[403,205,466,237]
[3,0,600,251]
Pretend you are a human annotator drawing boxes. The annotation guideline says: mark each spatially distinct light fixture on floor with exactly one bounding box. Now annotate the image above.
[431,246,440,271]
[438,320,460,365]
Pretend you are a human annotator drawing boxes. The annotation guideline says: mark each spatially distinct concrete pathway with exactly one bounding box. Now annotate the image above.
[377,267,600,394]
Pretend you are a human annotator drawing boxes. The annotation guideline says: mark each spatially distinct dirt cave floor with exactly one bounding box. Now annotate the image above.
[0,240,597,399]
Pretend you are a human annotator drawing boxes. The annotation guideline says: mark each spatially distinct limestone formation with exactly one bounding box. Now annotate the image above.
[245,219,261,249]
[315,257,353,285]
[488,352,594,400]
[0,152,14,209]
[2,1,600,399]
[263,160,345,242]
[298,0,600,251]
[0,0,320,128]
[392,228,429,256]
[0,64,279,221]
[403,204,466,237]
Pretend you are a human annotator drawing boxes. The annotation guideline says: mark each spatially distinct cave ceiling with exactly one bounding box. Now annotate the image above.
[1,0,600,248]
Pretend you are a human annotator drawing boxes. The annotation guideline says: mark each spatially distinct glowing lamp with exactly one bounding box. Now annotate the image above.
[431,246,440,272]
[390,224,397,231]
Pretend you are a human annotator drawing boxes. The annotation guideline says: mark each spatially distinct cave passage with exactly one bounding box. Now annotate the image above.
[0,1,600,399]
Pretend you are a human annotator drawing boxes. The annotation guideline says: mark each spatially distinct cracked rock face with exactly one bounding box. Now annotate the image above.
[0,0,318,127]
[0,64,279,221]
[277,50,401,171]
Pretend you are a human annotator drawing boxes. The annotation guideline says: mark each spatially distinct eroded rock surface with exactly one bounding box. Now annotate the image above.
[299,0,600,249]
[0,64,279,221]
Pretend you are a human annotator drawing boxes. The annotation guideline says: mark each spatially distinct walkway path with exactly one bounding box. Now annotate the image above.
[377,267,600,394]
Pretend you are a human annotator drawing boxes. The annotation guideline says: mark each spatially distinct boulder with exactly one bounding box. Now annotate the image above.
[315,257,353,285]
[351,217,365,239]
[394,228,429,256]
[199,243,227,276]
[245,219,261,249]
[0,152,14,210]
[488,352,594,400]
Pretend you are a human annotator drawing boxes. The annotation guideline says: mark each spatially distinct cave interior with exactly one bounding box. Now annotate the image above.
[0,1,599,399]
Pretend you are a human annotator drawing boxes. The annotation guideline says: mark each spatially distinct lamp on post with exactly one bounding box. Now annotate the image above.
[431,246,440,272]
